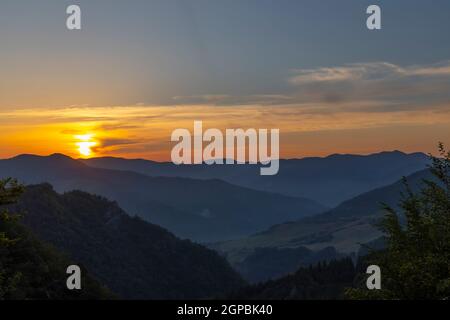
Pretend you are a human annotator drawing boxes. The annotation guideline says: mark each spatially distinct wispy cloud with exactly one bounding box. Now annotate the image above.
[289,61,450,84]
[172,94,295,106]
[168,61,450,113]
[285,61,450,111]
[173,95,231,104]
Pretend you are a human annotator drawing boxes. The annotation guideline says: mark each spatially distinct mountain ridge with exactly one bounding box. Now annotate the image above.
[72,149,426,163]
[80,150,430,207]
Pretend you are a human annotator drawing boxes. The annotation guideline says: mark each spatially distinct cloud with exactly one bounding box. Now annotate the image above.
[402,62,450,77]
[173,95,232,104]
[286,61,450,111]
[1,61,448,124]
[168,61,450,114]
[172,94,295,106]
[289,61,450,85]
[92,137,145,154]
[99,138,142,148]
[289,62,401,84]
[97,123,141,131]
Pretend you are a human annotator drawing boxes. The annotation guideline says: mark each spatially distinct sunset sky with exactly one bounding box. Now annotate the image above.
[1,0,450,160]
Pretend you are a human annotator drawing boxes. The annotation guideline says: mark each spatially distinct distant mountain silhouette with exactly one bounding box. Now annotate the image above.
[213,169,434,280]
[0,154,325,242]
[82,151,429,206]
[9,184,244,299]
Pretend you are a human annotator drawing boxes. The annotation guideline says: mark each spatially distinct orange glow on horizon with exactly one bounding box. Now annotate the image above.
[0,105,449,161]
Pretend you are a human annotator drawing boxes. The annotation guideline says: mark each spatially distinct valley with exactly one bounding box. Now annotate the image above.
[212,169,434,282]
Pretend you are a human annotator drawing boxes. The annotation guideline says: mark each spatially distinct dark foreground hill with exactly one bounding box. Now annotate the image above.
[0,221,113,300]
[0,154,325,242]
[8,184,244,299]
[0,185,113,299]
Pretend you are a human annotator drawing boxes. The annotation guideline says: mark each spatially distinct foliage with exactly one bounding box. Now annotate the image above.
[235,246,340,284]
[0,178,113,300]
[347,143,450,300]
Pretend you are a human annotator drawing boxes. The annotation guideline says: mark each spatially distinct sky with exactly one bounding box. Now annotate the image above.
[1,0,450,160]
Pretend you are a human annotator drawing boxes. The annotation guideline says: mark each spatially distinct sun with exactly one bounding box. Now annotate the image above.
[75,134,97,158]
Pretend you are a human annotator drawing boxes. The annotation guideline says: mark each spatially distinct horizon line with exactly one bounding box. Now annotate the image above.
[0,149,430,163]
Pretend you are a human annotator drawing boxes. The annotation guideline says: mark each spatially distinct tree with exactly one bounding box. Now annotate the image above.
[347,143,450,299]
[0,178,24,298]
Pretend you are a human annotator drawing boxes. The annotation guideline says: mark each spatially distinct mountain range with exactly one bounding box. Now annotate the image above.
[0,150,433,287]
[0,154,324,242]
[82,150,429,207]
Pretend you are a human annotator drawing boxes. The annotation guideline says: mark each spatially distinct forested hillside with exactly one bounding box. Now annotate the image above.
[0,179,113,299]
[229,258,357,300]
[2,181,244,299]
